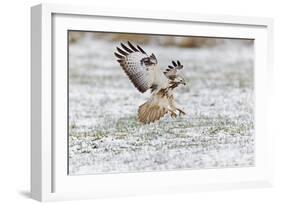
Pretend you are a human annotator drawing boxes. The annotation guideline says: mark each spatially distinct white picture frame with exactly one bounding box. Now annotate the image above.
[31,3,274,202]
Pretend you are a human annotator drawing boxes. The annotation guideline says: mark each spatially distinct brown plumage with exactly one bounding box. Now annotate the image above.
[138,90,169,123]
[138,104,167,124]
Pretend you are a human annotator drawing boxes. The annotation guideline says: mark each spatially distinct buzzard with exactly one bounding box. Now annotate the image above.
[114,41,186,124]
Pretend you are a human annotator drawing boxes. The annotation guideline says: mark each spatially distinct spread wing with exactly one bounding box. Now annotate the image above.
[164,60,183,80]
[114,42,164,93]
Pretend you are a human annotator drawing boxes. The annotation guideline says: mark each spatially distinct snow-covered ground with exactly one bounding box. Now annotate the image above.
[68,35,254,175]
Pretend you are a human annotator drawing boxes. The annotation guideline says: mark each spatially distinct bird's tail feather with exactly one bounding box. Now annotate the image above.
[138,101,167,124]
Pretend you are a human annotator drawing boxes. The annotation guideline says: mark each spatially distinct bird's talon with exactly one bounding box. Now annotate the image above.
[177,109,186,116]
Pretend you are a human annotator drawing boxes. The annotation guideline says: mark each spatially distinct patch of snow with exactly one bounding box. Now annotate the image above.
[68,37,254,175]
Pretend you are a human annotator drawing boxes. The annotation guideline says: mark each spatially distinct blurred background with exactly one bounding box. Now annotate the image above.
[69,31,251,48]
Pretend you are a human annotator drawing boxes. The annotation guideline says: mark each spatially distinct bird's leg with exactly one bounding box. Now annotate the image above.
[177,108,186,116]
[168,109,177,118]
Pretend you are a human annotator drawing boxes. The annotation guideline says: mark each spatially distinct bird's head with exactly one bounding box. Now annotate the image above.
[174,75,186,86]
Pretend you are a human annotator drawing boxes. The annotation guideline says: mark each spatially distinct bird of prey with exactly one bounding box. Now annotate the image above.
[114,41,186,124]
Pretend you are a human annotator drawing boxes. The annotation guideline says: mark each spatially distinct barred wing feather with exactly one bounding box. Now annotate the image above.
[164,60,183,80]
[115,42,158,93]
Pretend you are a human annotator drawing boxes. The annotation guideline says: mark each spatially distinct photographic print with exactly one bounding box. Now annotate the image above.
[68,31,254,175]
